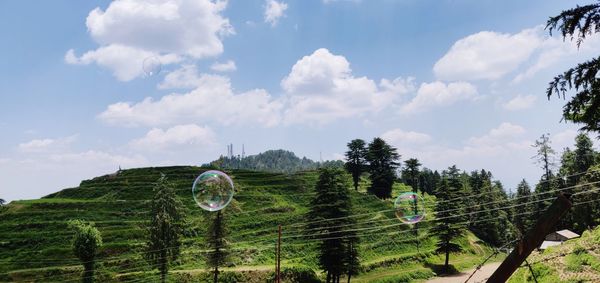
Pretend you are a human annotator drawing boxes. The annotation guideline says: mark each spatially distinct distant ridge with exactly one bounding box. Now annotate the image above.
[208,149,343,173]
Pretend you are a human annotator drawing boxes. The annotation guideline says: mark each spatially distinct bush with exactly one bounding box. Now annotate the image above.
[267,266,321,283]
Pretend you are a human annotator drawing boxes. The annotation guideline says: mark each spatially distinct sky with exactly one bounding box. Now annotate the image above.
[1,0,599,201]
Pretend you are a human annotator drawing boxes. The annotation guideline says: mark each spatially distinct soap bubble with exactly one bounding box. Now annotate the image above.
[394,192,425,224]
[142,56,162,77]
[192,170,234,211]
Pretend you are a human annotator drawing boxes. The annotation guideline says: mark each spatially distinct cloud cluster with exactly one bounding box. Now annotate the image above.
[264,0,288,26]
[401,81,478,114]
[503,94,537,111]
[210,60,237,72]
[18,135,77,153]
[100,73,283,127]
[66,0,234,81]
[382,123,533,189]
[130,124,217,150]
[434,26,600,82]
[434,27,542,81]
[100,48,414,127]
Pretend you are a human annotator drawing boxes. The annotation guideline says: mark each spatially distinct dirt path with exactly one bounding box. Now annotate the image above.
[425,262,501,283]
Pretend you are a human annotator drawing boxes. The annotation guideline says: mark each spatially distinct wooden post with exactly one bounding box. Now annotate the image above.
[277,224,282,283]
[487,193,572,283]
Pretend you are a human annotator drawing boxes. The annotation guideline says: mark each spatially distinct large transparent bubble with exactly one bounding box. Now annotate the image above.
[192,170,234,211]
[394,192,425,224]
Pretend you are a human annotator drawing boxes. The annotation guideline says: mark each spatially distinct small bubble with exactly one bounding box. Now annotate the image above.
[142,56,162,77]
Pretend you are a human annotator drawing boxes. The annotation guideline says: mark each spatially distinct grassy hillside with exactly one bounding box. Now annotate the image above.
[509,226,600,282]
[0,166,493,282]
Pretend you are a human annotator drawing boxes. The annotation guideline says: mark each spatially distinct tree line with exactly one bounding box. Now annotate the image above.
[210,149,343,173]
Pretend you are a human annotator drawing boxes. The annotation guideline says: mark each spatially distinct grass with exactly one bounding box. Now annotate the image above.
[1,166,493,282]
[508,226,600,283]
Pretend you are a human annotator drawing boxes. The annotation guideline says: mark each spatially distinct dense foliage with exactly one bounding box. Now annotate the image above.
[68,219,103,283]
[430,166,467,273]
[401,158,422,194]
[206,210,230,283]
[546,2,600,133]
[344,139,368,191]
[146,175,185,283]
[210,149,343,173]
[366,138,400,199]
[307,168,358,283]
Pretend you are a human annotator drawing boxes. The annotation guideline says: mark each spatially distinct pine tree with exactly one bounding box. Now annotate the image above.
[532,134,556,186]
[366,138,400,199]
[514,179,533,236]
[146,175,185,283]
[571,133,599,231]
[546,3,600,133]
[344,139,368,191]
[431,166,466,273]
[574,133,596,174]
[206,211,230,283]
[402,158,421,194]
[68,220,102,283]
[307,168,357,283]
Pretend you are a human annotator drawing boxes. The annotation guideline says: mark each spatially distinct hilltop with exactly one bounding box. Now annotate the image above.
[0,166,493,282]
[209,149,344,173]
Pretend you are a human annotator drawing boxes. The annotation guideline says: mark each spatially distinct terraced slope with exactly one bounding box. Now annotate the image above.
[509,226,600,282]
[0,166,492,282]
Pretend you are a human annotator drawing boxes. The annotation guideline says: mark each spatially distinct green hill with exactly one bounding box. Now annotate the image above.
[0,166,493,282]
[508,226,600,282]
[209,149,343,173]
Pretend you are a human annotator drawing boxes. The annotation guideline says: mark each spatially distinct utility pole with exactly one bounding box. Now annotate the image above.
[486,193,572,282]
[347,241,353,283]
[276,224,282,283]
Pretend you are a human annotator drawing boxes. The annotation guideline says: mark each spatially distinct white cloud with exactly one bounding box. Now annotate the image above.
[382,123,533,190]
[158,64,204,89]
[434,27,542,81]
[48,150,146,167]
[381,129,432,145]
[99,74,283,127]
[264,0,288,26]
[66,0,234,81]
[331,153,345,161]
[512,32,600,83]
[131,124,217,150]
[467,122,526,147]
[18,135,77,153]
[281,48,411,125]
[210,60,237,72]
[101,48,413,127]
[66,45,181,81]
[0,148,148,201]
[400,81,478,114]
[553,129,579,151]
[503,94,537,111]
[282,48,351,94]
[435,25,600,83]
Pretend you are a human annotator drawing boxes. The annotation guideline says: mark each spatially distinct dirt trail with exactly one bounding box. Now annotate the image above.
[425,262,501,283]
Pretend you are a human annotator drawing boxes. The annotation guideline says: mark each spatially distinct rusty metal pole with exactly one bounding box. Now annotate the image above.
[487,193,572,283]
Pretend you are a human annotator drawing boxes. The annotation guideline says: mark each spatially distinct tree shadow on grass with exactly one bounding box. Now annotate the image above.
[424,262,460,276]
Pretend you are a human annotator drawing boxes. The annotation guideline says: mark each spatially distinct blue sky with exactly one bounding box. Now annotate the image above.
[1,0,598,201]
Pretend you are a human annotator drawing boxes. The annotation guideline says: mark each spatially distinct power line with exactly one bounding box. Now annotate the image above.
[7,198,600,283]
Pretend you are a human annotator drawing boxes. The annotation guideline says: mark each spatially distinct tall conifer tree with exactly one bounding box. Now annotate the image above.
[366,138,400,199]
[345,139,368,191]
[146,175,185,283]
